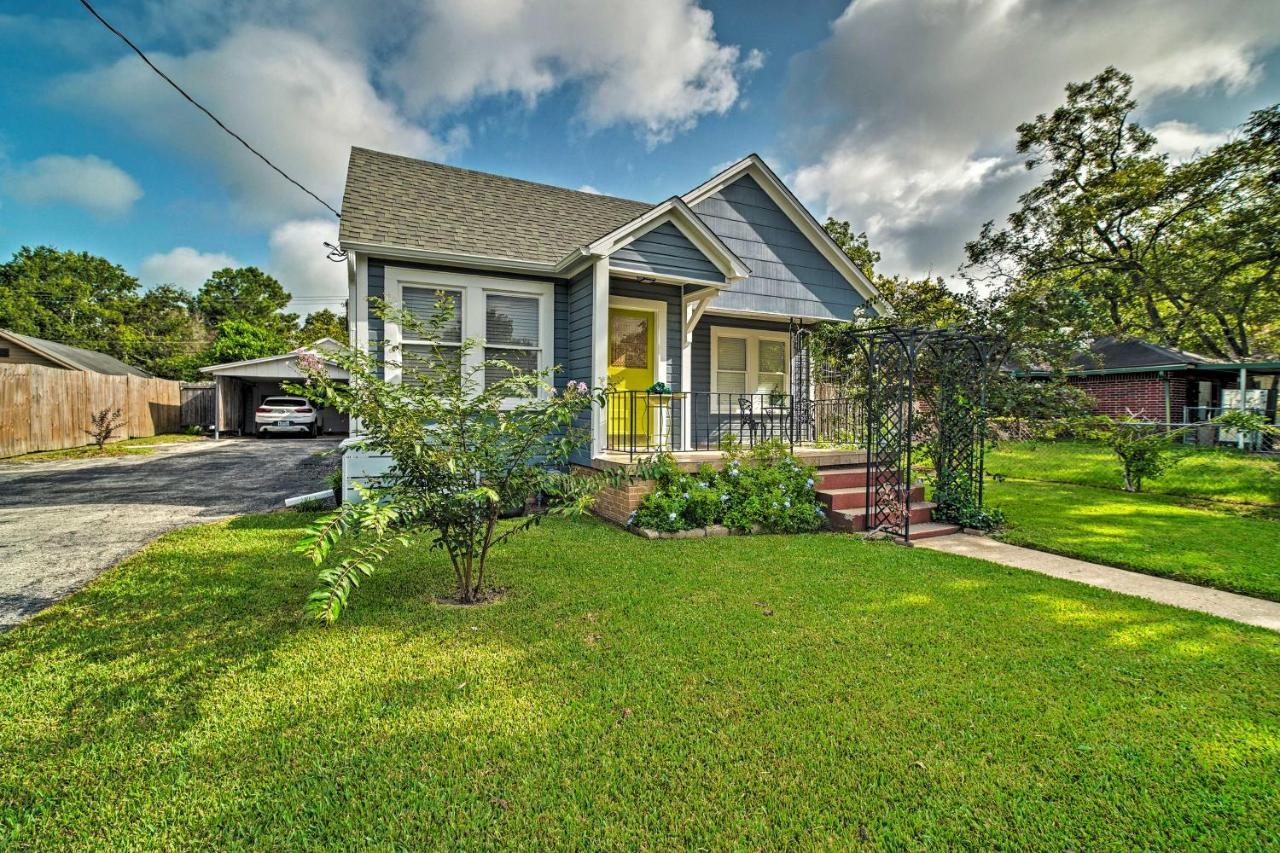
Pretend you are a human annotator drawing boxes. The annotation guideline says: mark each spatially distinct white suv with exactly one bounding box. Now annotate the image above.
[255,396,321,437]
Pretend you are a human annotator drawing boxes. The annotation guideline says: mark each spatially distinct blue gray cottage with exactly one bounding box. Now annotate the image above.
[337,148,886,483]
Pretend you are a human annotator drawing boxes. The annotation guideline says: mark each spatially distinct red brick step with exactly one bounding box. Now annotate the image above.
[828,501,938,532]
[819,484,925,511]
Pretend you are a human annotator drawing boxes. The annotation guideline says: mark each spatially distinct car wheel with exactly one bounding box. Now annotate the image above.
[311,423,321,438]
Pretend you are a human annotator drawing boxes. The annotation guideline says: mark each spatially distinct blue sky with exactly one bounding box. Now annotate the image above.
[2,0,1279,317]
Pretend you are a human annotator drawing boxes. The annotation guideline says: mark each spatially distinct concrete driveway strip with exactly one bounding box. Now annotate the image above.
[915,532,1280,632]
[0,438,340,630]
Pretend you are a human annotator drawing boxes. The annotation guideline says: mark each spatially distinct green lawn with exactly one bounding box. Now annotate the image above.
[3,433,206,463]
[3,514,1278,847]
[988,479,1280,600]
[982,441,1280,601]
[986,440,1280,507]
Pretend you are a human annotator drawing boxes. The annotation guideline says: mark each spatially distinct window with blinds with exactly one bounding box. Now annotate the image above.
[712,329,789,405]
[715,336,748,395]
[401,287,462,383]
[758,339,786,394]
[483,293,541,390]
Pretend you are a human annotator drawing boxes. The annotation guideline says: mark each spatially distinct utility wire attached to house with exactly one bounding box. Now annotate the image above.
[76,0,342,220]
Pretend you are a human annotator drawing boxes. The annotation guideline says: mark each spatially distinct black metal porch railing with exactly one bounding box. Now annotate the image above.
[603,390,868,458]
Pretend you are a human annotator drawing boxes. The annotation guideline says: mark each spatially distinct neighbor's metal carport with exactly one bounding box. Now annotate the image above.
[197,339,350,438]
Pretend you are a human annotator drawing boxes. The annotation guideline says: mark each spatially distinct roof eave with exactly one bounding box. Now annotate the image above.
[341,240,562,276]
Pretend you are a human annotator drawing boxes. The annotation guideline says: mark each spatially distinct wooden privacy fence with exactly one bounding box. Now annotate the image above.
[0,364,182,458]
[180,382,216,428]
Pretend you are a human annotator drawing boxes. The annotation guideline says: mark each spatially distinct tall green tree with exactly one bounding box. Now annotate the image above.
[823,219,975,331]
[0,246,140,357]
[203,319,291,365]
[196,267,298,337]
[965,67,1280,359]
[295,308,347,346]
[120,285,212,379]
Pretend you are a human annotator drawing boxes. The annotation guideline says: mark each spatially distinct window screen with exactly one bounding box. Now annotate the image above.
[403,287,461,342]
[484,293,541,391]
[716,336,747,395]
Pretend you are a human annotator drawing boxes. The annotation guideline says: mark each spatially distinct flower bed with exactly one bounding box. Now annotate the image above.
[627,441,826,536]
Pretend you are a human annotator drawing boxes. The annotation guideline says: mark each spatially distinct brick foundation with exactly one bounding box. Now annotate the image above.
[573,464,655,524]
[1068,372,1187,420]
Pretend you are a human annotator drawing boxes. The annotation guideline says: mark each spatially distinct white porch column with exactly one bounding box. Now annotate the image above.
[1238,366,1248,449]
[591,257,610,454]
[680,287,716,451]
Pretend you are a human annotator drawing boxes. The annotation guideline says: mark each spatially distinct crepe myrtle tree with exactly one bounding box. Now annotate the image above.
[290,297,620,620]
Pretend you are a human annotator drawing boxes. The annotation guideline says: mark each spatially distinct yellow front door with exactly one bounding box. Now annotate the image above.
[607,307,656,442]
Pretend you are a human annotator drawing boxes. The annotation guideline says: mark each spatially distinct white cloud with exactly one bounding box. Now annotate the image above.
[55,26,449,224]
[384,0,761,145]
[577,184,601,195]
[139,246,239,290]
[5,154,142,217]
[786,0,1280,280]
[267,218,348,313]
[1152,120,1231,163]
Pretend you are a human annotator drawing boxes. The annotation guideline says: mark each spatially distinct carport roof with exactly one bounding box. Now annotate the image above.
[199,339,349,380]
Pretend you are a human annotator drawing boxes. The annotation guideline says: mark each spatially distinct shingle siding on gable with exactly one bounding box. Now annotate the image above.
[609,222,725,284]
[693,174,866,321]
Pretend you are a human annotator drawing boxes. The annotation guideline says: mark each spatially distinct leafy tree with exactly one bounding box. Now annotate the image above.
[203,319,290,365]
[120,285,212,379]
[965,67,1280,359]
[295,308,347,346]
[0,246,140,357]
[292,300,619,619]
[196,267,298,336]
[823,218,880,279]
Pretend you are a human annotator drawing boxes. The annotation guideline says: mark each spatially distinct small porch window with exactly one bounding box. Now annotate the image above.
[711,327,790,399]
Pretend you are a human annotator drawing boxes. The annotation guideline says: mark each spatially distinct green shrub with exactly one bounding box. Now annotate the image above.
[631,444,824,534]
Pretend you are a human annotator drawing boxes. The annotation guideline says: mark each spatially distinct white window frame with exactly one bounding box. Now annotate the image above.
[383,267,554,404]
[710,326,790,401]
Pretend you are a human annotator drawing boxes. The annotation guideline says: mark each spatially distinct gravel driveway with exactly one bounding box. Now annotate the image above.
[0,438,340,630]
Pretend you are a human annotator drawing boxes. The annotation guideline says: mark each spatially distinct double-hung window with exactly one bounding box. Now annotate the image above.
[484,294,541,391]
[400,287,462,383]
[711,327,790,406]
[384,268,552,400]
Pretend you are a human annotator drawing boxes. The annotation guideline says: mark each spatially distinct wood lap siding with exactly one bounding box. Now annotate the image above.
[692,174,866,321]
[566,269,594,466]
[0,364,182,457]
[610,222,725,284]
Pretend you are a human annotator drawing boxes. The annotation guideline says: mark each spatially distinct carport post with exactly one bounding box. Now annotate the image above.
[214,376,222,440]
[1237,366,1248,449]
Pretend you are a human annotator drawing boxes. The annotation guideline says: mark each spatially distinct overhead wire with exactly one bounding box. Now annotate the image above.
[76,0,342,220]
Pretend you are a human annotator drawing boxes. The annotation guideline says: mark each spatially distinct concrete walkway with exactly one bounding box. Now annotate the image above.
[915,533,1280,633]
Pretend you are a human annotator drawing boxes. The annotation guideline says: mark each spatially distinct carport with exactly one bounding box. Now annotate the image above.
[198,338,350,438]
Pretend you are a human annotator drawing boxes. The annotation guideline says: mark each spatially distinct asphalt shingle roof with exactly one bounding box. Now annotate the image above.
[2,330,151,377]
[1072,337,1212,371]
[339,147,656,266]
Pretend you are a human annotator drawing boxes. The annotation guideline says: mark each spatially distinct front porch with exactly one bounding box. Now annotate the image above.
[593,443,869,472]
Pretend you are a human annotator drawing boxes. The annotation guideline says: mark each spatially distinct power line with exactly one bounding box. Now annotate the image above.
[76,0,341,219]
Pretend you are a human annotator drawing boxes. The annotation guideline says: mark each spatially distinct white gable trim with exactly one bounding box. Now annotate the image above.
[681,155,892,317]
[587,197,750,284]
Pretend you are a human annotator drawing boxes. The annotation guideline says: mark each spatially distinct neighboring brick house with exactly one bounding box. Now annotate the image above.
[1014,337,1280,430]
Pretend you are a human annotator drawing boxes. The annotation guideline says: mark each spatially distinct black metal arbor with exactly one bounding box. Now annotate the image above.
[844,326,997,542]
